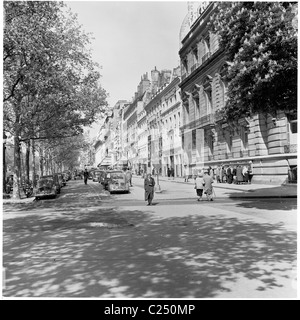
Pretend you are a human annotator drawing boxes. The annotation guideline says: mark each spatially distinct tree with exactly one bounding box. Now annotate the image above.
[3,1,108,198]
[209,2,297,121]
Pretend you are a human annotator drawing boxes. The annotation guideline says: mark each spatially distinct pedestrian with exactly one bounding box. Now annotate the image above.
[232,166,237,184]
[184,165,189,182]
[170,167,174,179]
[236,165,243,184]
[167,166,171,179]
[144,173,155,205]
[216,166,221,183]
[248,161,254,184]
[83,168,89,185]
[126,168,133,186]
[226,166,233,184]
[203,170,214,201]
[195,172,205,201]
[242,165,249,183]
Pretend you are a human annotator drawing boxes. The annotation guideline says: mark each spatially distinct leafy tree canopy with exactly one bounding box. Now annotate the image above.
[3,1,108,140]
[209,2,297,121]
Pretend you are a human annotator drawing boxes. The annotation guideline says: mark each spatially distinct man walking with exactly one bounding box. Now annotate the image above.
[144,173,155,205]
[83,168,89,185]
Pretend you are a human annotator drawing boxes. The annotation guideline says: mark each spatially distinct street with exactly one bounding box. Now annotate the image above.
[3,176,297,298]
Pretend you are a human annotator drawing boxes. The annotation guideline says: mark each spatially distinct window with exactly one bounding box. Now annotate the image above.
[241,126,249,149]
[209,135,214,154]
[290,121,297,134]
[192,129,196,149]
[203,76,213,114]
[228,134,232,152]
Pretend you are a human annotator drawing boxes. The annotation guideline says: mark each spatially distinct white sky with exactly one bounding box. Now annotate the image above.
[64,0,188,138]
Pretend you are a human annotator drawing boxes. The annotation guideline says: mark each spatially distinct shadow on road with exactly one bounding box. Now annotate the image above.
[3,182,297,298]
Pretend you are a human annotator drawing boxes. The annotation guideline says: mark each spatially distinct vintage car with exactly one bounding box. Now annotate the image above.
[35,177,57,200]
[42,175,61,194]
[107,171,130,194]
[56,173,66,188]
[101,170,122,190]
[92,170,104,182]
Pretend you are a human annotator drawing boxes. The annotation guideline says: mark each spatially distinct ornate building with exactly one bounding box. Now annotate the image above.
[178,2,297,184]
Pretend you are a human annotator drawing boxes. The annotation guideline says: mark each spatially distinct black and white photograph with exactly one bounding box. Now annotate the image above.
[2,0,298,301]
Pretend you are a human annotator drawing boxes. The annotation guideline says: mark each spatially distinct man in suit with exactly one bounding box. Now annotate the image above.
[144,173,156,206]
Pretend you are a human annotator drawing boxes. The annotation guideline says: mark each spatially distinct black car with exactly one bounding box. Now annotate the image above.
[42,175,61,194]
[101,170,123,190]
[35,177,57,200]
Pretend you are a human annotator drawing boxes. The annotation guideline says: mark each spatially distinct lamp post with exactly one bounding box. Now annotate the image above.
[3,132,7,193]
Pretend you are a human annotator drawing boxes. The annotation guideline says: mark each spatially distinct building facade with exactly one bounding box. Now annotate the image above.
[93,1,297,184]
[178,2,297,184]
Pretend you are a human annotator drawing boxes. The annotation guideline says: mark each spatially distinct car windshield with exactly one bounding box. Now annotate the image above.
[37,179,54,187]
[111,173,125,179]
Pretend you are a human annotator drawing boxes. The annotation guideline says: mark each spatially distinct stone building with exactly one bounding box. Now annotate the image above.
[123,73,151,173]
[178,1,297,184]
[94,113,113,169]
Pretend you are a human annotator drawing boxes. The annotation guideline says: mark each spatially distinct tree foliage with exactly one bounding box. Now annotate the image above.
[4,1,108,139]
[209,2,297,121]
[3,1,108,198]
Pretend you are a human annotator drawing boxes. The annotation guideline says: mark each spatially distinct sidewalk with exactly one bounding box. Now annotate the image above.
[158,176,297,199]
[2,193,34,204]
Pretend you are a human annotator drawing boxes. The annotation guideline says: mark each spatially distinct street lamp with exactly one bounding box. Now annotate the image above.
[3,131,7,192]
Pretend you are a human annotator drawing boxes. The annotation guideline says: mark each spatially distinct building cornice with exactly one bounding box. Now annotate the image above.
[145,76,181,112]
[160,101,181,118]
[179,49,225,89]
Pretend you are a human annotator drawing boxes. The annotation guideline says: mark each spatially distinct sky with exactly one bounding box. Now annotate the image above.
[64,0,189,138]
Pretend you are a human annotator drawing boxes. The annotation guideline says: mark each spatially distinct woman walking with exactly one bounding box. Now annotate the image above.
[194,172,205,201]
[242,165,249,184]
[236,165,244,184]
[203,171,214,201]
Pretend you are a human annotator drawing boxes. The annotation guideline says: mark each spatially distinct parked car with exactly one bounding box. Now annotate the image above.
[5,175,13,194]
[22,179,33,198]
[42,175,61,194]
[102,170,123,190]
[62,171,70,181]
[107,171,130,194]
[92,170,104,182]
[35,177,57,200]
[56,173,66,187]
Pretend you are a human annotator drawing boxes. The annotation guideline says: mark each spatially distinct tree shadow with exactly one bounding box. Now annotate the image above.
[226,185,297,211]
[3,205,297,298]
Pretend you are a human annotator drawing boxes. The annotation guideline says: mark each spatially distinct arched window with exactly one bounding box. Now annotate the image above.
[203,76,213,114]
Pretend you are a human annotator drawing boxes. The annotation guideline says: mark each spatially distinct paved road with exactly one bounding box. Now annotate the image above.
[2,178,297,298]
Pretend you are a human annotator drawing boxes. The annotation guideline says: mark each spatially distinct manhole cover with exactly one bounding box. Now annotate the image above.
[89,222,134,228]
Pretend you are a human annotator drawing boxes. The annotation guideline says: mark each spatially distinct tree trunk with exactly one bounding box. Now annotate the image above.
[25,140,30,182]
[12,135,21,199]
[31,139,37,187]
[39,145,44,177]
